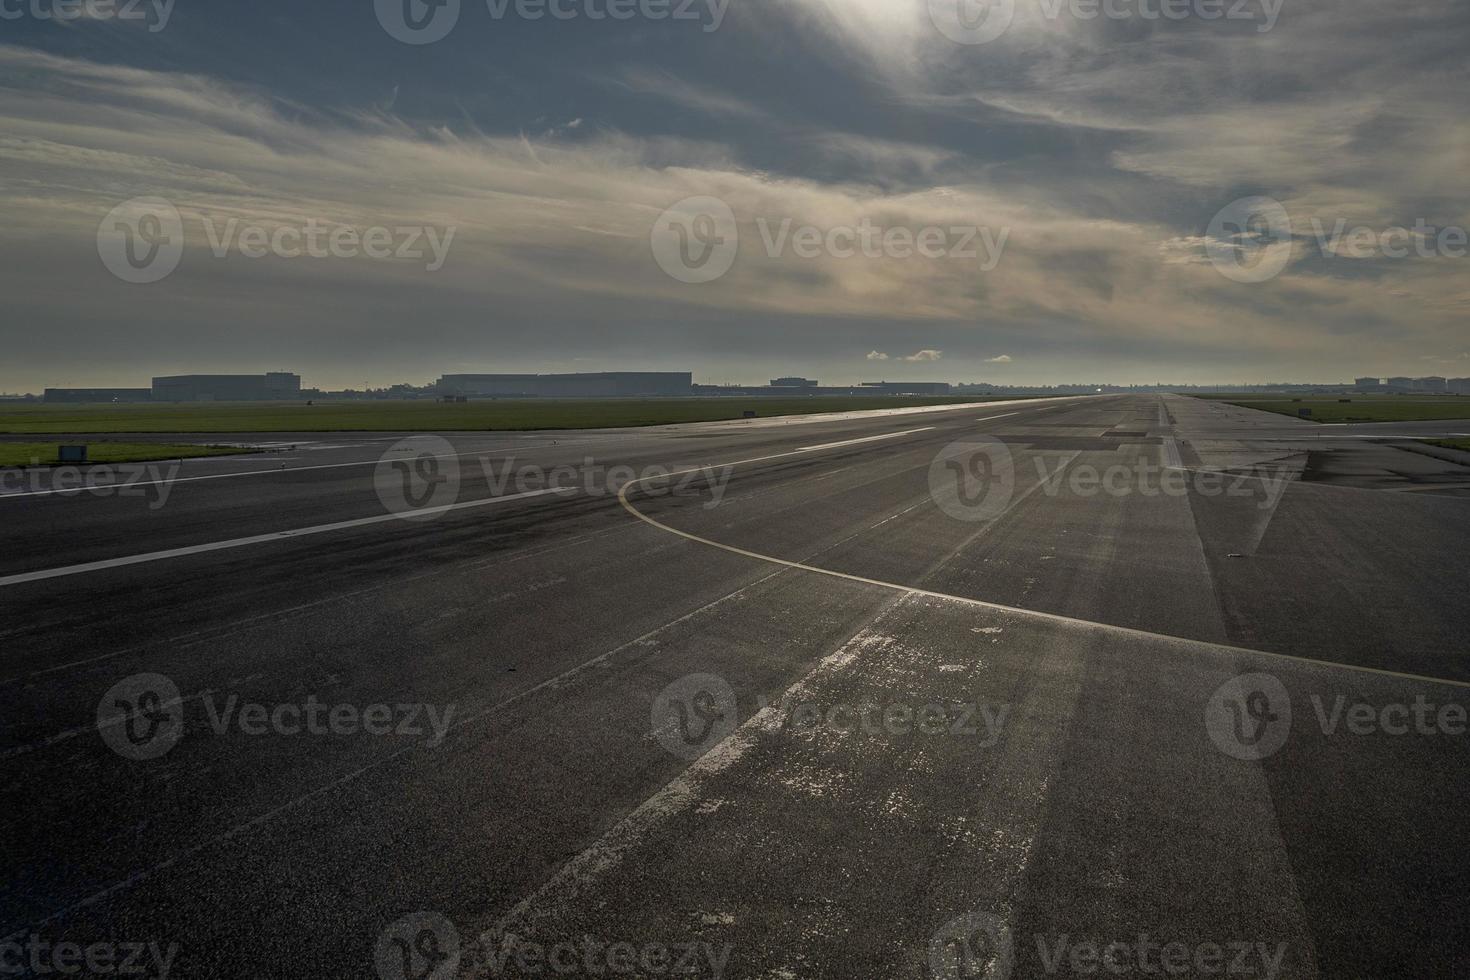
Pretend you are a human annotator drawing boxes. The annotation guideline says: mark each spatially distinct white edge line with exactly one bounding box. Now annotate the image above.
[616,441,1470,692]
[0,426,939,589]
[790,427,934,455]
[0,396,1092,501]
[0,487,576,588]
[0,447,508,500]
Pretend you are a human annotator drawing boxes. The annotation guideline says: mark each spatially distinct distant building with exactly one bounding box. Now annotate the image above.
[1386,376,1414,390]
[44,388,152,403]
[1449,378,1470,395]
[152,372,302,402]
[436,372,693,398]
[434,374,530,397]
[264,372,302,398]
[693,380,955,397]
[859,381,953,395]
[1354,377,1382,389]
[769,377,819,388]
[1414,376,1448,392]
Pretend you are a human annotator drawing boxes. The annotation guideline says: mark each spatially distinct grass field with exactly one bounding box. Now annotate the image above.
[0,442,255,467]
[0,396,1022,434]
[1192,393,1470,423]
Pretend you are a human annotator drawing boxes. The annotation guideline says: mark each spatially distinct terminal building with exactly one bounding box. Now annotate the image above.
[151,372,302,402]
[436,372,693,398]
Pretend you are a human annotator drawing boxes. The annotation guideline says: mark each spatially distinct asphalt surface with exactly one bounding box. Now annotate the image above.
[2,394,1468,980]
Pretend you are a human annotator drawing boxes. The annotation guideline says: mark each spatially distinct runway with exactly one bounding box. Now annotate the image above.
[2,394,1467,978]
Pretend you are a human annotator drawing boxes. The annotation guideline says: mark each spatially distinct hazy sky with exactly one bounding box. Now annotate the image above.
[1,0,1467,391]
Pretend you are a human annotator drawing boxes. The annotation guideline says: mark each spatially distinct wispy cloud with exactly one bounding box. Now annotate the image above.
[1,0,1466,388]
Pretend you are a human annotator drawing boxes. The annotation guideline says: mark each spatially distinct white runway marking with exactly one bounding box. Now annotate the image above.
[791,427,934,454]
[0,399,1090,502]
[0,410,989,503]
[1162,437,1184,470]
[482,608,918,946]
[0,487,575,588]
[0,446,530,500]
[618,449,1470,691]
[1,478,941,938]
[0,427,941,589]
[693,395,1088,430]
